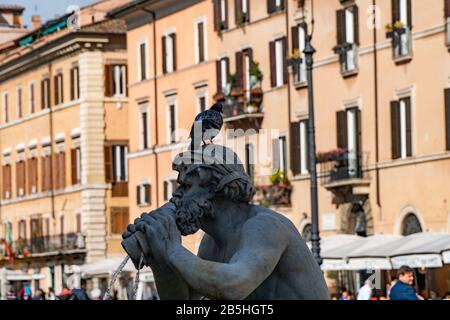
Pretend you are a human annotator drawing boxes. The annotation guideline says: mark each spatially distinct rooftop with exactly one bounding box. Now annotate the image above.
[0,4,25,12]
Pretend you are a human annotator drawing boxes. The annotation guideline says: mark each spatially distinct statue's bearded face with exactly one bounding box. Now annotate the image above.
[170,168,215,236]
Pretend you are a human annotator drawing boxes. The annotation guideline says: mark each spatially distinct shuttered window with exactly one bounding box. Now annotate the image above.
[41,78,50,109]
[163,180,178,201]
[270,38,287,87]
[27,157,38,194]
[18,220,26,239]
[444,88,450,150]
[71,148,81,185]
[54,73,64,105]
[163,33,177,74]
[112,145,128,182]
[290,120,310,176]
[2,164,11,199]
[54,152,65,190]
[235,0,250,24]
[104,146,113,183]
[17,87,23,118]
[2,92,8,123]
[70,66,80,101]
[235,51,243,89]
[217,57,230,93]
[169,104,177,143]
[291,23,307,84]
[196,21,206,63]
[137,184,151,206]
[272,136,287,173]
[16,160,26,197]
[41,155,52,192]
[268,0,285,14]
[138,41,147,81]
[111,65,127,97]
[29,82,35,113]
[391,97,412,159]
[214,0,228,31]
[110,207,129,235]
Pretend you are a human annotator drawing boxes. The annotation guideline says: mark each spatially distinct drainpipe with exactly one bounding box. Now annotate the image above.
[141,8,160,206]
[285,0,292,130]
[48,63,56,223]
[372,0,381,210]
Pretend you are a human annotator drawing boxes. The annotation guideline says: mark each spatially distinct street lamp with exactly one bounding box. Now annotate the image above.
[301,0,322,266]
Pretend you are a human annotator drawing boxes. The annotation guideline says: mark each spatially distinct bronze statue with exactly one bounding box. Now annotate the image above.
[122,145,329,300]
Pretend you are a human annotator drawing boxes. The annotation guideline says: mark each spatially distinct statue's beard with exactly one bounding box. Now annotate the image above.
[171,194,215,236]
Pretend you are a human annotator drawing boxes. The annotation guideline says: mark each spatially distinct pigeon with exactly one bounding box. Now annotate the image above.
[189,103,224,150]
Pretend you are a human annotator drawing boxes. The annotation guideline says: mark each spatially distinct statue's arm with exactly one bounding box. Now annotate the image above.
[167,215,288,300]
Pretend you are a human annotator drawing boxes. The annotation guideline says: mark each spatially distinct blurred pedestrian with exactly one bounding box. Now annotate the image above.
[58,286,74,300]
[47,287,56,300]
[71,279,90,300]
[338,290,352,300]
[31,288,45,300]
[6,287,17,300]
[389,266,420,300]
[357,279,373,300]
[90,288,102,300]
[428,291,440,300]
[18,282,32,300]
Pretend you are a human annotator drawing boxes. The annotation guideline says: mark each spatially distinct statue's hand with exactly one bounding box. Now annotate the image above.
[135,210,181,264]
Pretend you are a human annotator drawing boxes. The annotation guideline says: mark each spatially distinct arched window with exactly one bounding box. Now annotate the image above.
[302,224,312,242]
[401,213,422,236]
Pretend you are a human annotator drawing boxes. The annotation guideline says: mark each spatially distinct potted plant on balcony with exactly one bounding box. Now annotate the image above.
[246,101,259,113]
[316,148,348,163]
[287,48,303,67]
[385,20,406,38]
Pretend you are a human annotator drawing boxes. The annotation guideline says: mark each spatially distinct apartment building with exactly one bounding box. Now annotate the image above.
[0,0,131,296]
[109,0,218,253]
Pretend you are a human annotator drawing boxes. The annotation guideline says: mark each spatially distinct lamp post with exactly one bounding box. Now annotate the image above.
[302,0,322,266]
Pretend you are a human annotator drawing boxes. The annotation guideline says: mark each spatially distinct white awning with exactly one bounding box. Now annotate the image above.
[5,270,45,281]
[311,232,450,270]
[80,257,153,278]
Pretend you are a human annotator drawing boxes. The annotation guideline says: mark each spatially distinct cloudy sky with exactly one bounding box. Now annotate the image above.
[2,0,97,27]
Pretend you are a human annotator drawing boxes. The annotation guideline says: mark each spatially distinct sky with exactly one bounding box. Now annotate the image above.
[1,0,98,27]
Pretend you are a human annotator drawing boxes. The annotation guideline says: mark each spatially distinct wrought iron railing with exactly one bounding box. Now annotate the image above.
[319,151,369,185]
[2,233,86,258]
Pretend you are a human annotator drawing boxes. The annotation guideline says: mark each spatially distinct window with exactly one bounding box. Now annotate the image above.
[445,88,450,151]
[216,57,230,94]
[168,103,177,144]
[336,5,359,74]
[290,120,309,176]
[391,97,412,159]
[27,156,38,194]
[245,143,254,181]
[163,33,177,74]
[105,64,127,97]
[41,154,52,192]
[198,95,207,113]
[70,66,80,100]
[195,19,207,64]
[54,151,66,190]
[41,78,50,109]
[110,207,129,235]
[137,183,151,206]
[140,108,149,150]
[19,220,26,239]
[235,48,253,97]
[214,0,228,31]
[112,145,128,182]
[272,136,287,173]
[270,38,287,88]
[235,0,250,25]
[268,0,285,14]
[71,147,81,185]
[76,213,81,233]
[138,40,148,81]
[390,0,412,59]
[401,213,422,236]
[3,91,8,123]
[29,82,35,113]
[337,108,362,178]
[163,180,178,201]
[2,164,11,199]
[16,160,26,197]
[54,73,64,105]
[16,87,23,118]
[291,23,307,84]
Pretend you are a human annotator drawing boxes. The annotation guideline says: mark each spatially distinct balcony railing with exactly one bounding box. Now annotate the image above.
[0,233,86,259]
[319,150,369,186]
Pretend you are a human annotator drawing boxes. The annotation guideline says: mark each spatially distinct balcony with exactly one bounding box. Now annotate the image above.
[254,171,292,207]
[386,22,412,64]
[0,233,86,260]
[333,43,358,77]
[318,149,370,205]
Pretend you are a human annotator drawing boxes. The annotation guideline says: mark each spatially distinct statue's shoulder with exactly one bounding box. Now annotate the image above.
[244,205,293,232]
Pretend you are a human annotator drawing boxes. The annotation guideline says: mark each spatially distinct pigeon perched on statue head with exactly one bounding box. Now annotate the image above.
[189,103,224,150]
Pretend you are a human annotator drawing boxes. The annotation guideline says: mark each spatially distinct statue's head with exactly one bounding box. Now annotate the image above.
[170,144,256,235]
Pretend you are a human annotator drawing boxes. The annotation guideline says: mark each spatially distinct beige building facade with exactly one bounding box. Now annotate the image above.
[0,0,132,297]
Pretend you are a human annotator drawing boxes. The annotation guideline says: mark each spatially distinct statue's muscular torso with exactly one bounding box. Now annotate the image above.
[197,205,330,300]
